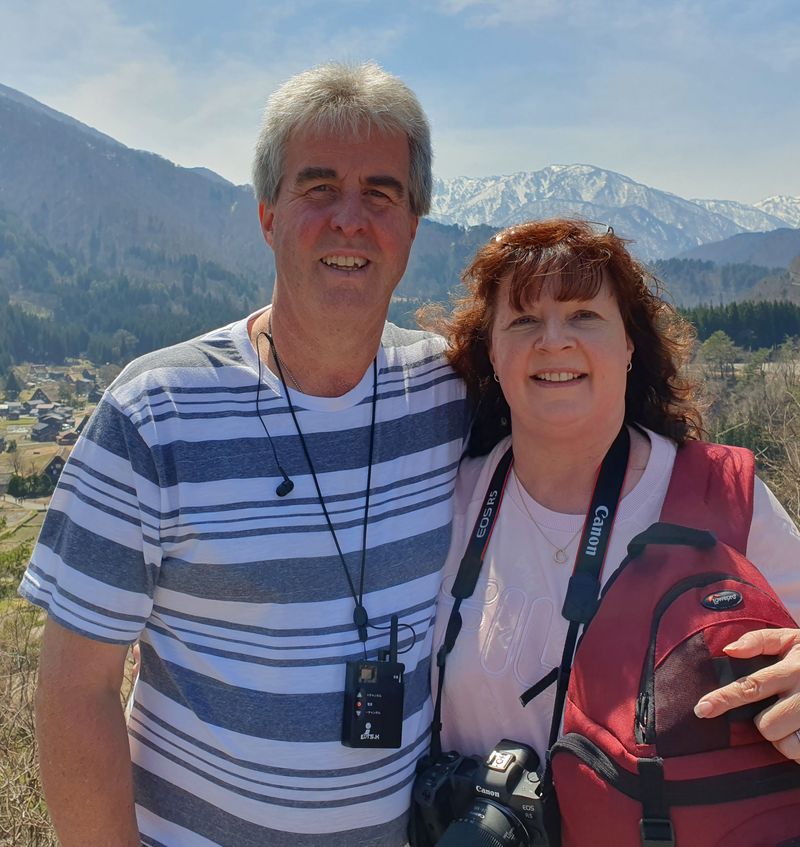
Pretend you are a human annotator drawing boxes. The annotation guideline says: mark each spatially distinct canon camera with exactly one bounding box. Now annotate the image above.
[410,739,548,847]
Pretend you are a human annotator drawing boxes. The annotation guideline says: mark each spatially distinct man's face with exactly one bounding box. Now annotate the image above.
[260,126,419,326]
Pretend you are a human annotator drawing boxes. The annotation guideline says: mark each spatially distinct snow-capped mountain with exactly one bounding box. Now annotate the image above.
[689,198,786,233]
[754,195,800,228]
[430,165,799,259]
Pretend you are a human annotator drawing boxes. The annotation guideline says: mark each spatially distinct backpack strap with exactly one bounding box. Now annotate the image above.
[660,441,755,554]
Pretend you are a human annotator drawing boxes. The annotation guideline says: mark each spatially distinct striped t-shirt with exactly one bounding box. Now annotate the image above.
[20,314,467,847]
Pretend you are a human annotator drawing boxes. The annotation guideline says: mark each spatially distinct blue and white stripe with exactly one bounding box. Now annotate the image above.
[21,314,467,846]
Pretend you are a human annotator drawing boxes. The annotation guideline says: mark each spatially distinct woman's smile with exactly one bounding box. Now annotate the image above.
[531,370,587,384]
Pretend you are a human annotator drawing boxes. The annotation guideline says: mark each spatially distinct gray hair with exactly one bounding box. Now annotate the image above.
[252,62,432,216]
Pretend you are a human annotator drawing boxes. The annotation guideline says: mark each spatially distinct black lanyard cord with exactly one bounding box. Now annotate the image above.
[264,330,378,652]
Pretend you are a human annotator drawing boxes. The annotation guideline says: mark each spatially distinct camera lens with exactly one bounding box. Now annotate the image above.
[436,798,528,847]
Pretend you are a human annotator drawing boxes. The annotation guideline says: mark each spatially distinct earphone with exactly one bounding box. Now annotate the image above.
[253,323,420,654]
[254,331,295,497]
[275,474,294,497]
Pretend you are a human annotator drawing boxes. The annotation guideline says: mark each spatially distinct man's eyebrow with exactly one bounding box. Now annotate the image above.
[295,167,337,184]
[365,175,405,197]
[293,168,405,197]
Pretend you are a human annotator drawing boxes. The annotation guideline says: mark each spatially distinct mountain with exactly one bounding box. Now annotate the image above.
[430,166,798,260]
[755,196,800,228]
[0,82,270,285]
[0,82,490,311]
[2,80,799,374]
[748,261,800,305]
[0,80,498,370]
[688,198,786,232]
[0,201,273,371]
[679,228,800,268]
[651,258,785,307]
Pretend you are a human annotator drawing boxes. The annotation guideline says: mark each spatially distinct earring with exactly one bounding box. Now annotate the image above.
[626,361,632,373]
[493,373,500,383]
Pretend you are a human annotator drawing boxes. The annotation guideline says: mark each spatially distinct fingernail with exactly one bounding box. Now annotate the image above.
[694,701,713,718]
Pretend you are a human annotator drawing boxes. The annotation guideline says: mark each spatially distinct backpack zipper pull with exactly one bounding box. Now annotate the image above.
[636,692,649,742]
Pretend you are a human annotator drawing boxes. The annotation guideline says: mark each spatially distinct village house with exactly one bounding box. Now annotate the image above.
[35,403,57,418]
[31,419,60,442]
[29,387,53,404]
[5,403,22,421]
[42,453,68,487]
[27,364,47,380]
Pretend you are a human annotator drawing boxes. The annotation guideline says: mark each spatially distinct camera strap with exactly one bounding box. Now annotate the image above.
[525,426,630,751]
[430,446,514,759]
[430,427,630,761]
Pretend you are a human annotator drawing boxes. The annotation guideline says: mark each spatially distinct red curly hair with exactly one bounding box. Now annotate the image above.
[425,219,702,455]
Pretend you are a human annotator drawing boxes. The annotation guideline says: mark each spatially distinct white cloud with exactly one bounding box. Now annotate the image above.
[438,0,564,24]
[0,0,158,80]
[1,0,797,201]
[0,0,415,185]
[436,0,643,28]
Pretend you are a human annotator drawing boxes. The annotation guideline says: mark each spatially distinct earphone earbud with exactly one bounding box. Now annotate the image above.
[255,330,295,499]
[276,475,294,497]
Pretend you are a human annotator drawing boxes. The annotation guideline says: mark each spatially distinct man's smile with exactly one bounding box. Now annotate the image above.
[321,254,369,270]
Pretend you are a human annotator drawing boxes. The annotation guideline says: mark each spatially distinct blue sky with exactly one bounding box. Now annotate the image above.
[1,0,798,204]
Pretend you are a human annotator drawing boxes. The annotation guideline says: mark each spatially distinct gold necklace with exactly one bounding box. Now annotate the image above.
[513,470,582,564]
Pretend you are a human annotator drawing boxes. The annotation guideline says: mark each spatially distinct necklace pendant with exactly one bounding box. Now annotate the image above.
[553,548,568,564]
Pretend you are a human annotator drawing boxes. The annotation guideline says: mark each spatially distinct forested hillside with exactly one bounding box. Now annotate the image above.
[652,258,786,306]
[0,210,264,375]
[0,207,496,375]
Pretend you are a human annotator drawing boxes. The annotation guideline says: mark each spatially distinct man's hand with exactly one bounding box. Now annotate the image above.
[694,628,800,763]
[35,618,141,846]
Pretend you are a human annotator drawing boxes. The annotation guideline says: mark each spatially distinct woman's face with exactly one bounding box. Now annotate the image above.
[489,275,634,441]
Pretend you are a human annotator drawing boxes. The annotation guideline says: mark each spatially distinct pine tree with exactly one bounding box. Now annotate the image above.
[4,369,21,399]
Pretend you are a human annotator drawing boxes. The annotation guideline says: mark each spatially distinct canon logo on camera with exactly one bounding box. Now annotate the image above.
[475,785,501,799]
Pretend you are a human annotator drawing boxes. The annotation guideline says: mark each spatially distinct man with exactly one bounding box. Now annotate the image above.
[20,63,466,847]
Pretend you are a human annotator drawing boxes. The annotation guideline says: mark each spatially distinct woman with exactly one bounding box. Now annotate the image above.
[429,220,800,823]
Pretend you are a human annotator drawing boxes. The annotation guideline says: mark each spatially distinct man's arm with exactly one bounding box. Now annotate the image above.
[694,628,800,763]
[35,617,141,846]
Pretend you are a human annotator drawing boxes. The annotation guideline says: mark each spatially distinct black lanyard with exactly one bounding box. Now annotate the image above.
[266,330,379,652]
[431,427,630,759]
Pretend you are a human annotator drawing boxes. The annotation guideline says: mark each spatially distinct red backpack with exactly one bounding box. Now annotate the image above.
[550,442,800,846]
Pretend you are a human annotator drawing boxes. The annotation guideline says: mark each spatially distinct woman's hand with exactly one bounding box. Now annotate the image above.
[694,628,800,763]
